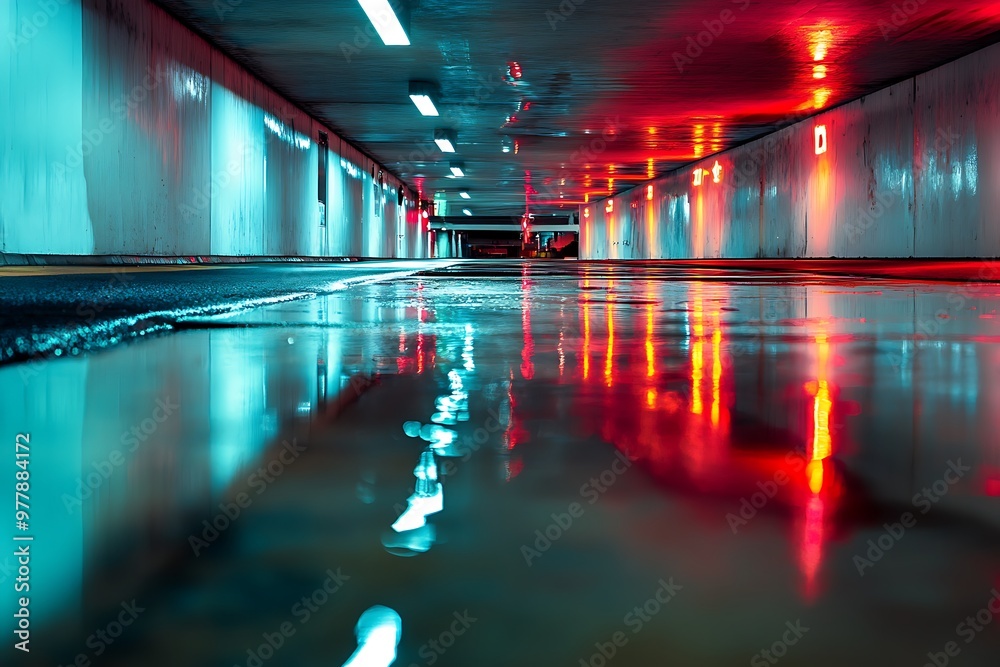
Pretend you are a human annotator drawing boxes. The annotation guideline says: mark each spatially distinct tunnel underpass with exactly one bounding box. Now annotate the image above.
[3,2,1000,666]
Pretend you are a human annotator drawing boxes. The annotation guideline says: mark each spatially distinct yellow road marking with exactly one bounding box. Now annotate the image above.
[0,265,248,278]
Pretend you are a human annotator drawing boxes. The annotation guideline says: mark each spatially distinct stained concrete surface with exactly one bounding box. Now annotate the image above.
[0,260,449,365]
[1,260,999,666]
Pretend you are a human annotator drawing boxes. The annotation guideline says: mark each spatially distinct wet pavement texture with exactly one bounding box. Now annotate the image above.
[0,260,441,365]
[2,260,999,666]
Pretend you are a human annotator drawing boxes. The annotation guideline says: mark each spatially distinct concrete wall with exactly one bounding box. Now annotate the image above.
[581,41,1000,260]
[0,0,426,258]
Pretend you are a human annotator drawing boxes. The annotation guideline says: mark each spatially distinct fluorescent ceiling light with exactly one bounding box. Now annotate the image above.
[408,81,439,116]
[459,191,471,199]
[410,94,438,116]
[357,0,410,46]
[434,129,457,153]
[449,162,465,177]
[463,209,472,216]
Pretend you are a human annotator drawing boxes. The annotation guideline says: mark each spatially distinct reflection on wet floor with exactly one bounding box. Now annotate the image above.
[2,261,999,666]
[342,605,402,667]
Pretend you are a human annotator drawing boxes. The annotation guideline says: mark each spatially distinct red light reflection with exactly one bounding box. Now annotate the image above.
[559,281,848,603]
[798,328,838,602]
[605,281,615,387]
[521,268,534,380]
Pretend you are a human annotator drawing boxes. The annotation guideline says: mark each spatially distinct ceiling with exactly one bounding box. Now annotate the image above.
[153,0,1000,216]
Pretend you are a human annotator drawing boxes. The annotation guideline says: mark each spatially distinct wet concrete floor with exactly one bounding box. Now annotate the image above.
[1,260,999,666]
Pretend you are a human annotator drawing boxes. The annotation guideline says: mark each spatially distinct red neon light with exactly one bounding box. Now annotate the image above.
[815,125,828,155]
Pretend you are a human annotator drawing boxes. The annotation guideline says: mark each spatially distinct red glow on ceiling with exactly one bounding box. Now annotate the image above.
[399,3,1000,213]
[813,88,832,109]
[201,0,1000,216]
[810,29,832,62]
